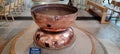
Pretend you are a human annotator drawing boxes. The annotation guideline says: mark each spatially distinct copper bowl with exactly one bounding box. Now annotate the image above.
[31,4,78,32]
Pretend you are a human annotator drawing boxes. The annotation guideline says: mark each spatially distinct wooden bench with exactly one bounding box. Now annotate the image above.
[86,0,109,24]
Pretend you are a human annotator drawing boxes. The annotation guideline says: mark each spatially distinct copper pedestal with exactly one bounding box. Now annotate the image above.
[31,4,78,49]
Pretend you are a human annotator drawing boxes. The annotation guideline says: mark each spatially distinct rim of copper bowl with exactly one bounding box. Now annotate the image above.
[31,4,78,16]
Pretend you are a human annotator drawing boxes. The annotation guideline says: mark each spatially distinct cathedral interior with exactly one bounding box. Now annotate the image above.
[0,0,120,54]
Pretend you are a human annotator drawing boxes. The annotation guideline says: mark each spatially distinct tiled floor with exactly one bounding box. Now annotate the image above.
[0,7,120,54]
[75,20,120,54]
[0,21,33,53]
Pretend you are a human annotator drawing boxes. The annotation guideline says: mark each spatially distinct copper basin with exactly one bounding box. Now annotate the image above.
[31,4,78,32]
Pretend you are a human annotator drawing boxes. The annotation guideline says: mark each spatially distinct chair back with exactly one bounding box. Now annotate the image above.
[5,5,10,12]
[1,4,10,15]
[18,0,21,4]
[20,0,24,4]
[14,0,18,6]
[10,2,14,9]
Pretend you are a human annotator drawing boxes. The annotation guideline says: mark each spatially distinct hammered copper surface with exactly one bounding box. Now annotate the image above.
[31,4,78,32]
[34,28,75,49]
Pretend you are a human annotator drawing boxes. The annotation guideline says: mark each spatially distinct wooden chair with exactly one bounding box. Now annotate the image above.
[21,0,25,10]
[0,5,11,22]
[9,2,15,21]
[0,0,6,7]
[14,0,20,16]
[86,0,108,24]
[76,0,87,9]
[108,0,120,24]
[10,2,15,12]
[18,0,24,12]
[13,0,25,15]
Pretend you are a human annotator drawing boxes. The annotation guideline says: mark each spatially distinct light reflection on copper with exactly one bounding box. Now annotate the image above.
[34,28,75,49]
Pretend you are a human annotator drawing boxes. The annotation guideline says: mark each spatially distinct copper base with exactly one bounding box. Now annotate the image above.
[34,27,75,49]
